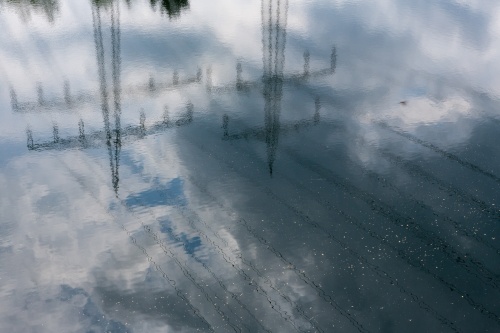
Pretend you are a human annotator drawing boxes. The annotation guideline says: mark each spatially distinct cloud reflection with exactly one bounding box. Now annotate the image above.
[1,0,500,332]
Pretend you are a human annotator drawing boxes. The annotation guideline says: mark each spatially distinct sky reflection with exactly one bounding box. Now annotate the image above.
[1,0,500,332]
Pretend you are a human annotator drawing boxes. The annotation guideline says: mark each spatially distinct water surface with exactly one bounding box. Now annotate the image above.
[1,0,500,332]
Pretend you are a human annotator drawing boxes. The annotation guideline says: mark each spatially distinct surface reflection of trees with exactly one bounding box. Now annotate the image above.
[95,0,190,18]
[149,0,188,19]
[0,0,189,23]
[0,0,59,22]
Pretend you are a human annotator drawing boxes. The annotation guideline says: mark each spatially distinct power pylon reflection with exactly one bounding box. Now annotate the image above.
[262,0,286,176]
[22,0,194,195]
[221,0,336,176]
[16,0,334,187]
[91,0,122,193]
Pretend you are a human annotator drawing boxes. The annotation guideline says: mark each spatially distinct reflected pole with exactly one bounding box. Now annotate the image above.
[262,0,288,176]
[92,0,121,195]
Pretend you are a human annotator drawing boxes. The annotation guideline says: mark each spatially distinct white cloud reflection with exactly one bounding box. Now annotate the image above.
[1,0,500,332]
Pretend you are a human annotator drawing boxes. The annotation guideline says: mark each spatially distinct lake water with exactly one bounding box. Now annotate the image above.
[1,0,500,332]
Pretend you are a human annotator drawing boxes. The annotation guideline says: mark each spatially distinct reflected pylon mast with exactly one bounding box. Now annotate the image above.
[20,0,196,196]
[91,0,121,195]
[221,0,334,176]
[111,0,122,195]
[262,0,288,176]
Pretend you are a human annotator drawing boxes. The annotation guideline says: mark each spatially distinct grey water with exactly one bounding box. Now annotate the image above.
[0,0,499,332]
